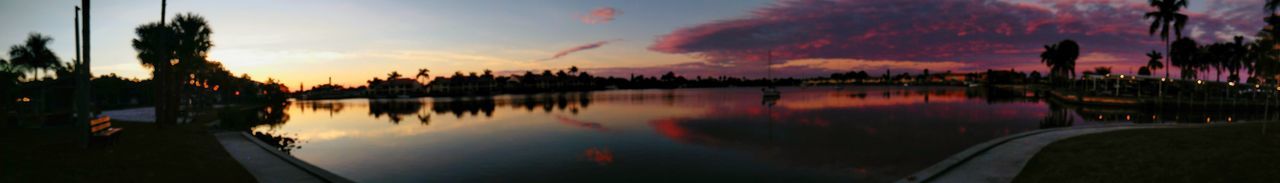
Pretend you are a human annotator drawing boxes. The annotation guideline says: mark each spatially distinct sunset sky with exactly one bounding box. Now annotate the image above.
[0,0,1269,86]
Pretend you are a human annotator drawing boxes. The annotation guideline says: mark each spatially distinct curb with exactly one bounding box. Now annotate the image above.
[896,123,1193,183]
[238,132,354,183]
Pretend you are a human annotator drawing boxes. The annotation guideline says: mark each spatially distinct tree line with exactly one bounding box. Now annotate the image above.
[1,13,289,126]
[1037,0,1280,85]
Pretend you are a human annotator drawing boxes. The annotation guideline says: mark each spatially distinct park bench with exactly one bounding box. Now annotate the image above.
[90,116,123,145]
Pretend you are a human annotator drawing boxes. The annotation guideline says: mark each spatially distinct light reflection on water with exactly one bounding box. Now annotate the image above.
[242,86,1277,182]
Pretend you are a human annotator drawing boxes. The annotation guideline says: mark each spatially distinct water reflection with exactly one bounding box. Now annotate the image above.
[554,115,610,132]
[228,87,1280,182]
[582,147,615,166]
[368,99,425,124]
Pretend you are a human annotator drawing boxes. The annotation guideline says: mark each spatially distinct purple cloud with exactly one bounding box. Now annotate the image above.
[643,0,1266,77]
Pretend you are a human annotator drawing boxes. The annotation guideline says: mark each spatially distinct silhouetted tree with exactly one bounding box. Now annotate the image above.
[1251,37,1280,82]
[1138,67,1152,76]
[388,71,402,80]
[171,13,215,124]
[1040,39,1079,81]
[1171,37,1199,79]
[1145,0,1188,78]
[416,68,429,83]
[8,33,62,80]
[1146,50,1164,73]
[133,22,177,125]
[0,58,20,114]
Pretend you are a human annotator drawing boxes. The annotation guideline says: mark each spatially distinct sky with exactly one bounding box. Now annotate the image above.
[0,0,1270,86]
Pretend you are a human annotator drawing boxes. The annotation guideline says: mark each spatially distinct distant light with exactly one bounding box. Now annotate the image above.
[1197,80,1203,84]
[1229,82,1236,86]
[1161,78,1167,82]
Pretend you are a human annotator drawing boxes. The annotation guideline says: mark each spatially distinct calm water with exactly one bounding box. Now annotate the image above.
[242,86,1276,182]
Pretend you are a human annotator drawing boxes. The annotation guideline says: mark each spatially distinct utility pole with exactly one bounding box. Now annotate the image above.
[74,6,81,72]
[75,0,92,148]
[158,0,172,126]
[73,6,81,124]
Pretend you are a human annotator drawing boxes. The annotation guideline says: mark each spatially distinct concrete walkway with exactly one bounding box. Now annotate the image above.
[102,105,231,123]
[101,107,156,123]
[899,124,1190,183]
[215,132,352,183]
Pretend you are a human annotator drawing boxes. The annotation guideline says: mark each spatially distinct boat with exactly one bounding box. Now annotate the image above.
[762,49,782,98]
[762,87,781,98]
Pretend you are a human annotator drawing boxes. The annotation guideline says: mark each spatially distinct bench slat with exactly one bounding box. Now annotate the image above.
[90,116,111,126]
[91,122,111,133]
[95,128,123,136]
[89,116,114,134]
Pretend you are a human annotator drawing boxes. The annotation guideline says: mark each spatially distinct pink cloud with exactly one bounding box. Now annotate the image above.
[644,0,1266,77]
[581,7,620,24]
[542,40,617,61]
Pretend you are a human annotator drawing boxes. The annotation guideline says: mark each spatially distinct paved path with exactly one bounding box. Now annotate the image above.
[101,107,155,123]
[101,105,231,123]
[216,132,352,183]
[899,124,1189,183]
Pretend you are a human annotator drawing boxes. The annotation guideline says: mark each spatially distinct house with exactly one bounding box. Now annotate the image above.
[369,78,424,97]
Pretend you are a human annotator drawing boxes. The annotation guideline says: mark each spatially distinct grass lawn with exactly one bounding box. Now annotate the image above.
[0,119,256,182]
[1015,123,1280,183]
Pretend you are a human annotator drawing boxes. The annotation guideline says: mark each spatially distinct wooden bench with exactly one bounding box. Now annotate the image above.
[90,116,124,145]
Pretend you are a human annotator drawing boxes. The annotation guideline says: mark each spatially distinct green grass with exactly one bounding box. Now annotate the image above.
[0,120,256,182]
[1015,123,1280,183]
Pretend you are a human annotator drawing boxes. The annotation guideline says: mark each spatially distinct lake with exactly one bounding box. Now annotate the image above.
[238,86,1275,182]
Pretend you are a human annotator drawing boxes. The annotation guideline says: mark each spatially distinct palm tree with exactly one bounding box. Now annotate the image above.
[1146,50,1164,71]
[8,33,62,80]
[1040,40,1079,81]
[415,68,430,83]
[1249,31,1280,83]
[171,13,214,85]
[170,13,214,124]
[1041,44,1060,76]
[388,71,402,80]
[1171,38,1199,79]
[1145,0,1188,79]
[133,22,177,125]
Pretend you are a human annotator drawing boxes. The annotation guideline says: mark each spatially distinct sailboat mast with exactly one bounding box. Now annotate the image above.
[766,48,772,80]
